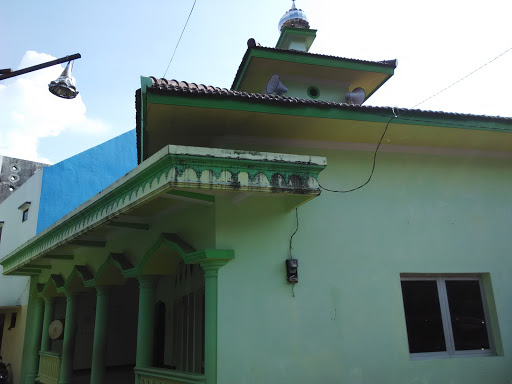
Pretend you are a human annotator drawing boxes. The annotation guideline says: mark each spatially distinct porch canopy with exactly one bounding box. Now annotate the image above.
[0,144,326,275]
[0,144,326,384]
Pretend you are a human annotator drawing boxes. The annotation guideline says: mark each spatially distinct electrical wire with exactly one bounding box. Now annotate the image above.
[15,279,30,305]
[411,47,512,109]
[162,0,198,79]
[145,0,197,124]
[288,208,299,297]
[289,208,299,259]
[318,110,398,193]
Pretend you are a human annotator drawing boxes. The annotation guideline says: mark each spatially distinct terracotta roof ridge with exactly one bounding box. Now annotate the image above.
[147,77,512,122]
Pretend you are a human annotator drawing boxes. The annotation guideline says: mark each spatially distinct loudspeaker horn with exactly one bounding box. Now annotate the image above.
[345,87,366,105]
[265,74,288,96]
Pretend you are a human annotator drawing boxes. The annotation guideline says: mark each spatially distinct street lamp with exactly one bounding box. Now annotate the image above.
[48,61,78,99]
[0,53,81,99]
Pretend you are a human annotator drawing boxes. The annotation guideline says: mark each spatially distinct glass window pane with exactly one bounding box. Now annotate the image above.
[401,280,446,353]
[445,280,490,351]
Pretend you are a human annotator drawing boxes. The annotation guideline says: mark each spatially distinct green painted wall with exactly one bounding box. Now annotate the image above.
[214,148,512,383]
[22,140,512,383]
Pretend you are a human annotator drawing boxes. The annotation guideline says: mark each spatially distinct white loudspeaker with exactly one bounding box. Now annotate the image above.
[345,87,366,105]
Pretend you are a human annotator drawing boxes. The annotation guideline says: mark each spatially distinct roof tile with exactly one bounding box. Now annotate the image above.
[147,77,512,124]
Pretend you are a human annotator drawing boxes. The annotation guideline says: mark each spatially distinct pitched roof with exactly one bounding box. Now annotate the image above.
[146,77,512,125]
[137,77,512,163]
[231,46,398,91]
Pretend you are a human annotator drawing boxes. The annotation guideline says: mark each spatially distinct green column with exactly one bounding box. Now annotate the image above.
[20,278,44,384]
[40,297,55,352]
[90,286,110,384]
[200,261,226,384]
[59,293,78,384]
[136,276,156,368]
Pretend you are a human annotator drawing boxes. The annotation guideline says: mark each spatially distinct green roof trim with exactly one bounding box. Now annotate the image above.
[140,76,153,163]
[146,92,512,134]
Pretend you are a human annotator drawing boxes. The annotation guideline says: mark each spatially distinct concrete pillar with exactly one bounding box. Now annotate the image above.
[59,293,78,384]
[200,261,226,384]
[135,276,156,368]
[20,284,44,384]
[90,286,110,384]
[40,297,55,352]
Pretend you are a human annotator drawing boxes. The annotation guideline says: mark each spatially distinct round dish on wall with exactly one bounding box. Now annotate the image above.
[49,319,64,340]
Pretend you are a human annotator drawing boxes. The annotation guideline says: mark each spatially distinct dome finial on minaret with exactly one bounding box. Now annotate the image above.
[278,1,310,32]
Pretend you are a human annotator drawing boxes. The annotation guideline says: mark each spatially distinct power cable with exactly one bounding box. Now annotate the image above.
[15,279,30,305]
[289,208,299,259]
[288,208,299,297]
[146,0,198,124]
[162,0,198,79]
[411,47,512,109]
[318,110,398,193]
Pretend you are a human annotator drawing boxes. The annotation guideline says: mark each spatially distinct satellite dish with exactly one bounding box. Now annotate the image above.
[345,87,366,105]
[49,319,64,340]
[265,74,288,96]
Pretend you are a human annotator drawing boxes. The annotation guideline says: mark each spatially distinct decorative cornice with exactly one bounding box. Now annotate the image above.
[1,145,323,274]
[163,146,326,191]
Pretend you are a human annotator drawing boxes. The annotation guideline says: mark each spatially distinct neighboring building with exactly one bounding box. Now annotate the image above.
[0,130,137,384]
[0,156,47,384]
[0,156,47,205]
[2,3,512,384]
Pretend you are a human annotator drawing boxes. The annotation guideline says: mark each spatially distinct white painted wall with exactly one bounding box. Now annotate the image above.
[0,170,43,306]
[0,275,29,307]
[0,170,43,258]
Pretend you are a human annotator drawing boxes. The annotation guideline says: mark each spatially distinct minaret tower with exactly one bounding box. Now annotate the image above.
[276,1,316,52]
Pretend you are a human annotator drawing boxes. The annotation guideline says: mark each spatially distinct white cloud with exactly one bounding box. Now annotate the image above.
[308,0,512,118]
[0,51,111,164]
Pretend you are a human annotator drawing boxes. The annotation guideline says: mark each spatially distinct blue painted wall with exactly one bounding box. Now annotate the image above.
[36,130,137,233]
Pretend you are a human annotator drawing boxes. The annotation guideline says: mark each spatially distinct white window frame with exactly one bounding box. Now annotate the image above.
[400,274,495,360]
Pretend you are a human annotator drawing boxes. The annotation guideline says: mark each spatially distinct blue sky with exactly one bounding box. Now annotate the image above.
[1,0,510,164]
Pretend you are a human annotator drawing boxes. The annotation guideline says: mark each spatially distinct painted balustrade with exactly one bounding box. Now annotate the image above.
[38,351,61,384]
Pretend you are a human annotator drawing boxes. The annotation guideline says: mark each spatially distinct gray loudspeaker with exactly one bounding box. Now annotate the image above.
[265,74,288,96]
[345,87,366,105]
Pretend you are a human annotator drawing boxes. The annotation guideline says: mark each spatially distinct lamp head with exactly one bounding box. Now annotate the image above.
[48,61,78,99]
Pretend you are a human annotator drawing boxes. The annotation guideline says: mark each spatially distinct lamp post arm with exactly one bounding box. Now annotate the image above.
[0,53,81,81]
